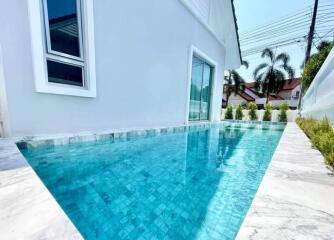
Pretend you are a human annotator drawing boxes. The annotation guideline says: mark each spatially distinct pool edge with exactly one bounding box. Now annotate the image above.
[0,138,83,240]
[236,122,334,239]
[0,121,286,239]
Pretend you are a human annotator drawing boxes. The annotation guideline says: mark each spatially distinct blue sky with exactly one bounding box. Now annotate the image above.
[234,0,331,82]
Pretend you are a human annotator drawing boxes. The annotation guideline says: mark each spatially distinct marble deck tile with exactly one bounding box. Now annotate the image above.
[236,123,334,240]
[0,138,83,240]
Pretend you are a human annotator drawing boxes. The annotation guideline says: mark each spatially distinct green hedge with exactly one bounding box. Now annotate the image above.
[263,103,272,121]
[278,102,289,122]
[225,105,233,120]
[248,102,258,120]
[235,104,244,120]
[296,117,334,169]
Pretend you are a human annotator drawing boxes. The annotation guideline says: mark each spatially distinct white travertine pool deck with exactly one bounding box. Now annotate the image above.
[237,122,334,239]
[0,138,83,240]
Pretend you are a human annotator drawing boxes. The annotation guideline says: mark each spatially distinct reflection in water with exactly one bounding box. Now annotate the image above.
[21,126,283,240]
[216,128,245,169]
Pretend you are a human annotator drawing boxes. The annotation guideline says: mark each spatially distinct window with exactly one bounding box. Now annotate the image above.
[189,55,213,121]
[47,60,84,86]
[43,0,85,87]
[295,91,300,99]
[28,0,96,97]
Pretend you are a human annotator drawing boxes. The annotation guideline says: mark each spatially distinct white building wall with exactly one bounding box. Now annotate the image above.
[0,0,237,137]
[227,95,247,108]
[278,90,292,100]
[302,48,334,123]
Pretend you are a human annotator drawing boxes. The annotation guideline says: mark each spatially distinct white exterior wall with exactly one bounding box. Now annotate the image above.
[278,85,301,108]
[302,48,334,123]
[227,94,247,108]
[0,0,239,137]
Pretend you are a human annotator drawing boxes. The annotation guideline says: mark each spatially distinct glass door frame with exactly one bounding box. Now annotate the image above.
[186,46,217,123]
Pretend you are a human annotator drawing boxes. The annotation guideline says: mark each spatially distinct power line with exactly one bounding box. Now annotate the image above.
[240,11,312,37]
[240,20,311,42]
[240,3,333,37]
[240,5,314,35]
[240,14,334,42]
[242,38,306,57]
[238,0,334,59]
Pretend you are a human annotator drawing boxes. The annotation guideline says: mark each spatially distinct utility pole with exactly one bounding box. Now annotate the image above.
[298,0,319,110]
[304,0,319,64]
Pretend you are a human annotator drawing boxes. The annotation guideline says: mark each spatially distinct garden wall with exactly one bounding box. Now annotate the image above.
[301,48,334,123]
[220,109,298,122]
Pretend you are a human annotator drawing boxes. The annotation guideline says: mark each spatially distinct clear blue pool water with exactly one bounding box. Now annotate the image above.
[21,124,284,240]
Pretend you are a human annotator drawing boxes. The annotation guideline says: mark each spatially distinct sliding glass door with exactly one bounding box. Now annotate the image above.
[189,56,213,121]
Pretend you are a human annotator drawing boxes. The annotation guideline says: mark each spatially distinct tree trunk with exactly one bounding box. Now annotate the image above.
[225,72,232,108]
[266,69,273,104]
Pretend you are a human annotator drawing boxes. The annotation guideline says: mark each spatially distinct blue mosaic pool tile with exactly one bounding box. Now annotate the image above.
[21,124,284,239]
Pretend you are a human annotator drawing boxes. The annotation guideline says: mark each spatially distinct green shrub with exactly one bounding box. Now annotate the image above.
[224,105,233,120]
[296,117,334,169]
[248,102,258,120]
[263,103,272,121]
[278,102,289,122]
[235,104,244,120]
[296,118,318,138]
[302,44,333,92]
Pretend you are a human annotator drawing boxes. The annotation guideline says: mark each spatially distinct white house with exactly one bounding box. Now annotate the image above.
[0,0,241,137]
[223,79,301,109]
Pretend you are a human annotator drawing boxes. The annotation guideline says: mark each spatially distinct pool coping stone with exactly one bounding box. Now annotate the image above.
[236,122,334,239]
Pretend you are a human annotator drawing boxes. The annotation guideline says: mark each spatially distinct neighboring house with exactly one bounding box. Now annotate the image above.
[222,91,255,108]
[223,78,301,109]
[0,0,241,137]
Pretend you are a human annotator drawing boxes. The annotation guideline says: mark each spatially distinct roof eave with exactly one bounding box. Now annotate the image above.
[231,0,242,65]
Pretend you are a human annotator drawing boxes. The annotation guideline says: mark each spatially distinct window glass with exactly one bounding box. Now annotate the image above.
[47,60,83,86]
[189,56,203,121]
[189,56,213,121]
[46,0,81,57]
[200,63,212,120]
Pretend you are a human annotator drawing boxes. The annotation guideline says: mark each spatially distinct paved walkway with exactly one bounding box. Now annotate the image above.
[237,123,334,239]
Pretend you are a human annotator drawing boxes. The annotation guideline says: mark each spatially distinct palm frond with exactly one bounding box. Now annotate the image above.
[280,64,295,81]
[253,63,268,79]
[272,69,285,93]
[231,70,245,95]
[254,72,264,92]
[241,60,249,69]
[275,53,290,66]
[261,48,274,62]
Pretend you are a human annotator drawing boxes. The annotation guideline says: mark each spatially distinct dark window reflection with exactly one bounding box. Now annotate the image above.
[47,60,83,86]
[47,0,81,57]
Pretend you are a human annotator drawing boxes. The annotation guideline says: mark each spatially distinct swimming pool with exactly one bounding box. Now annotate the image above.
[21,123,285,240]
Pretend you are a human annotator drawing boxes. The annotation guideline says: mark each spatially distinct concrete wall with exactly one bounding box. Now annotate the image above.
[301,48,334,123]
[0,0,230,137]
[221,109,299,122]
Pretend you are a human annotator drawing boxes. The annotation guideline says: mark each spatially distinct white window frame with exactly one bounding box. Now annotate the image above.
[42,0,85,62]
[28,0,96,98]
[185,45,217,124]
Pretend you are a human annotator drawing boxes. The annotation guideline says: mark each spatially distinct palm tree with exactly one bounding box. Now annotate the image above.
[224,60,249,107]
[253,48,295,104]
